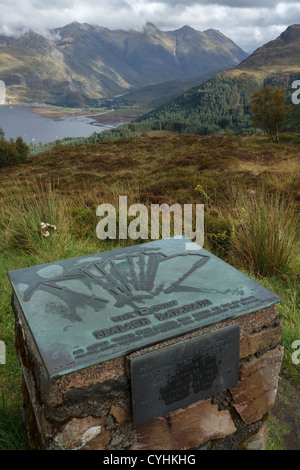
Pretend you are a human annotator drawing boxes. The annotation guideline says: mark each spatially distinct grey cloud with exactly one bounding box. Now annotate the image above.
[1,0,300,51]
[135,0,299,7]
[30,0,131,10]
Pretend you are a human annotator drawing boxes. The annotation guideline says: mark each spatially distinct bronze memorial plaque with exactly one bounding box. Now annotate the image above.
[130,324,240,426]
[7,237,282,378]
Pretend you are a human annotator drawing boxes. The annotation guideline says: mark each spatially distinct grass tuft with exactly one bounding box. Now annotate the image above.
[0,393,28,450]
[228,188,299,277]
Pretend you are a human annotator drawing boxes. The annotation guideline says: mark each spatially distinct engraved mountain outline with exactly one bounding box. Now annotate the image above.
[23,249,214,312]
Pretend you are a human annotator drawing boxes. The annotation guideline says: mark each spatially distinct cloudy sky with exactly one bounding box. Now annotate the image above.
[1,0,300,52]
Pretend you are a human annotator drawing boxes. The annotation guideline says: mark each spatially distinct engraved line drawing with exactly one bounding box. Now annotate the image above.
[22,250,211,309]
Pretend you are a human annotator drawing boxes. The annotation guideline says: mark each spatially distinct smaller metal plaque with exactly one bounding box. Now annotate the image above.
[131,324,240,426]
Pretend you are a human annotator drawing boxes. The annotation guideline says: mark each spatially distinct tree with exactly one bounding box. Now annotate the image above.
[0,138,19,167]
[0,127,29,168]
[250,85,292,143]
[15,136,29,161]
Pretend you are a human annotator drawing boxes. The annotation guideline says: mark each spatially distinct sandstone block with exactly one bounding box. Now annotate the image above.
[110,405,132,424]
[240,323,282,359]
[52,416,106,450]
[131,398,236,450]
[243,422,268,450]
[230,346,284,424]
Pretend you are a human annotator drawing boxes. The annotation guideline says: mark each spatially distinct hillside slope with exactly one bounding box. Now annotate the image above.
[137,25,300,135]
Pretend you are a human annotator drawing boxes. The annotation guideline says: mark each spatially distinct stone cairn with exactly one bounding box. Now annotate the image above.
[13,291,283,451]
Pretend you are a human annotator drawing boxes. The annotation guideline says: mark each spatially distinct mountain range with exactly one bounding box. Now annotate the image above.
[0,22,247,106]
[137,25,300,134]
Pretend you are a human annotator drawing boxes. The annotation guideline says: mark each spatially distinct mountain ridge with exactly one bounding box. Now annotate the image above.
[0,22,248,106]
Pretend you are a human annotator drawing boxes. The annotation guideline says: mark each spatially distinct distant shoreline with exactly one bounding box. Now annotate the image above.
[31,106,76,119]
[0,103,138,126]
[31,105,138,126]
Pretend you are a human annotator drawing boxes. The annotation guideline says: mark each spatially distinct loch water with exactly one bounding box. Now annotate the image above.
[0,106,119,144]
